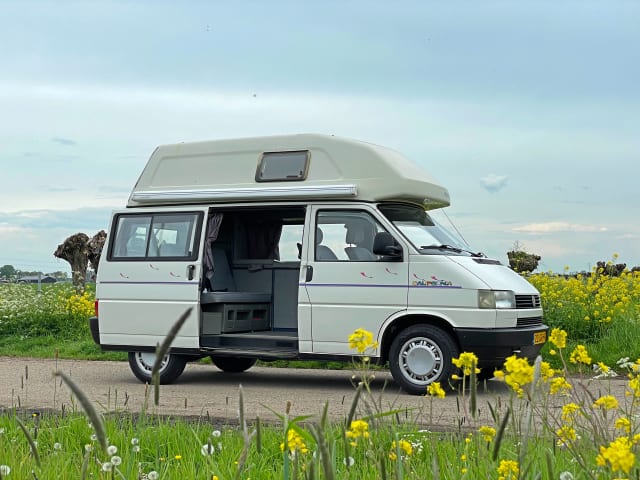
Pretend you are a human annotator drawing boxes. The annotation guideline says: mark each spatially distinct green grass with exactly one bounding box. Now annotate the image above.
[0,394,600,479]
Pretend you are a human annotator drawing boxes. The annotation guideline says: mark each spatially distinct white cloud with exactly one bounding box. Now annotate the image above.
[513,222,608,233]
[480,174,508,193]
[0,223,28,237]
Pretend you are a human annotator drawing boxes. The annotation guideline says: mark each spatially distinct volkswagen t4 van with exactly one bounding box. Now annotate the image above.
[90,134,547,394]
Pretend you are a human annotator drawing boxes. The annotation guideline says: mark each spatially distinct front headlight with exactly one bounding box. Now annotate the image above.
[478,290,515,309]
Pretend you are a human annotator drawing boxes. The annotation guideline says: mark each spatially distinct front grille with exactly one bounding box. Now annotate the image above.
[515,294,541,309]
[517,316,543,327]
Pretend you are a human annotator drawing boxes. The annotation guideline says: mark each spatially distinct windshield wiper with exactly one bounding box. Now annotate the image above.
[420,244,485,257]
[420,244,462,252]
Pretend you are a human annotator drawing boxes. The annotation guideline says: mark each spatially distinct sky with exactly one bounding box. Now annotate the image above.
[1,0,638,275]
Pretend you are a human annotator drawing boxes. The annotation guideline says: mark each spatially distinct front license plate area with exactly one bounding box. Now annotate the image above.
[533,331,546,345]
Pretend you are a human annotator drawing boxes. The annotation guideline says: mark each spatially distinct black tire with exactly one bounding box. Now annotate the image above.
[388,324,459,395]
[211,356,256,373]
[128,351,186,384]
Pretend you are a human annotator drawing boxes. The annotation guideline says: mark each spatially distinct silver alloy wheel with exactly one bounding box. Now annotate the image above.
[397,336,443,385]
[132,351,169,375]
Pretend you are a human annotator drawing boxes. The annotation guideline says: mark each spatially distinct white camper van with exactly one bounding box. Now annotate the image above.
[90,134,547,395]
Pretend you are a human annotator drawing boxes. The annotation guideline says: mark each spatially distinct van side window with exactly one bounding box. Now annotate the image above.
[315,210,386,262]
[110,212,202,260]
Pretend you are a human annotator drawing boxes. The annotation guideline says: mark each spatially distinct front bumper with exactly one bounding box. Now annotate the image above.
[89,316,100,345]
[455,324,549,368]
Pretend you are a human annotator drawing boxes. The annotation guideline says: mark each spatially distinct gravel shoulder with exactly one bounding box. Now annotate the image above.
[0,356,630,427]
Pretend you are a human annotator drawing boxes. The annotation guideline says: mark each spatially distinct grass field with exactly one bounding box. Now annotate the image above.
[0,268,639,478]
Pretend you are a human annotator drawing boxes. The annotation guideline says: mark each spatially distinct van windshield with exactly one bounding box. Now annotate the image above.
[378,204,477,256]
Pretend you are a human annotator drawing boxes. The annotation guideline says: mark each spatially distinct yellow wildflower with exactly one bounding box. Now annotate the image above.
[426,382,446,398]
[348,328,378,354]
[569,345,592,365]
[389,439,413,460]
[627,376,640,398]
[503,355,534,397]
[549,376,572,395]
[280,429,309,455]
[561,403,581,423]
[539,361,555,381]
[596,437,635,474]
[478,425,496,442]
[593,395,619,410]
[497,459,519,480]
[345,420,369,440]
[549,328,567,349]
[556,425,577,447]
[452,352,480,376]
[615,417,631,433]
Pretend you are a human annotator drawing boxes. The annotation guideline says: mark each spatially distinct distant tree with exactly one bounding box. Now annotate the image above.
[54,233,90,292]
[595,260,626,277]
[0,264,16,280]
[507,241,541,274]
[53,230,107,291]
[87,230,107,274]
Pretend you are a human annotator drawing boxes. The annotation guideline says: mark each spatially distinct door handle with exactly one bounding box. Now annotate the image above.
[187,264,195,280]
[305,265,313,282]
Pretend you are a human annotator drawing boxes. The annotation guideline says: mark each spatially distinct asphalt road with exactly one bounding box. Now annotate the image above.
[0,356,630,428]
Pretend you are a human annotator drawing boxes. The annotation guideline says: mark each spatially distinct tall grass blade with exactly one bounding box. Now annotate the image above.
[79,449,90,480]
[256,416,262,453]
[152,307,192,406]
[239,384,246,430]
[544,449,554,479]
[15,416,41,468]
[394,432,404,480]
[54,370,108,453]
[469,367,477,419]
[492,407,511,461]
[309,402,336,480]
[345,382,363,428]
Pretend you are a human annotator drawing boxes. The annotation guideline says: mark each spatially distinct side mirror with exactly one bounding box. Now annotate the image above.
[373,232,402,259]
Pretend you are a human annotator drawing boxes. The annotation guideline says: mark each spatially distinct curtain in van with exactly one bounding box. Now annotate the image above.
[246,220,283,260]
[203,213,224,291]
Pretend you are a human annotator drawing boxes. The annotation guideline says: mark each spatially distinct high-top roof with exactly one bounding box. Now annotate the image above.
[127,133,450,209]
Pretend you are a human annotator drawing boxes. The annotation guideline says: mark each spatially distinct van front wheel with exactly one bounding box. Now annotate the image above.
[128,352,186,384]
[389,325,459,395]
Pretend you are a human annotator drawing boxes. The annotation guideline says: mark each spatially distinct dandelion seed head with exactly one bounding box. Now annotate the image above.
[53,442,62,450]
[131,437,140,446]
[0,465,10,475]
[201,444,215,456]
[107,445,118,455]
[343,456,355,467]
[212,429,221,438]
[148,471,159,480]
[132,445,141,453]
[102,462,113,472]
[111,455,122,466]
[90,434,98,441]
